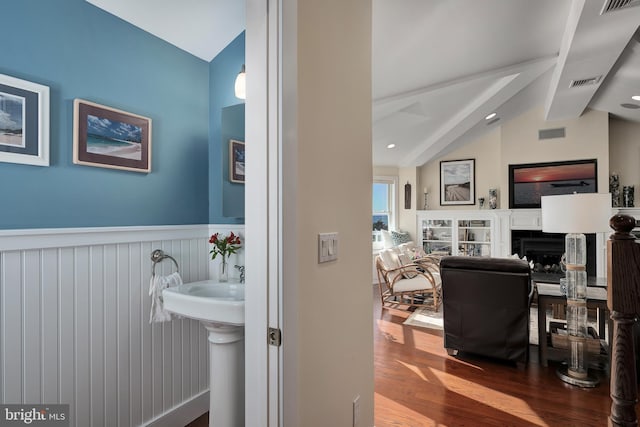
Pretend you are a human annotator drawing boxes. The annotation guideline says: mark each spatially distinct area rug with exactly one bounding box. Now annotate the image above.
[404,306,546,343]
[403,307,443,330]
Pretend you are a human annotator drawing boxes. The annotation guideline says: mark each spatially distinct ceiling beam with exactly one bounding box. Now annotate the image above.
[398,57,557,167]
[544,0,640,121]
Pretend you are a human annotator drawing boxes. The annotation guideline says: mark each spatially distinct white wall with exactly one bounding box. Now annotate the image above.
[282,1,374,426]
[609,117,640,191]
[419,127,501,210]
[398,167,418,240]
[500,107,609,199]
[0,225,240,427]
[373,166,398,176]
[418,107,611,211]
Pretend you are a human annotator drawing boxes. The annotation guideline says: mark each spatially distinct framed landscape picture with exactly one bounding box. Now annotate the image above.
[73,99,151,173]
[509,159,597,208]
[0,73,49,166]
[229,139,245,183]
[440,159,475,205]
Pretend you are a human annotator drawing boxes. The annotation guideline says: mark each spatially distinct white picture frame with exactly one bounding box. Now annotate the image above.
[0,73,49,166]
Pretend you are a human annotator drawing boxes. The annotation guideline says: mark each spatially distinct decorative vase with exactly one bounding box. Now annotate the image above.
[489,189,498,209]
[623,185,635,208]
[218,257,229,282]
[610,174,621,207]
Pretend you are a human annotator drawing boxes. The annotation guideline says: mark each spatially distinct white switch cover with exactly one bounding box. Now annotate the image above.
[318,232,338,263]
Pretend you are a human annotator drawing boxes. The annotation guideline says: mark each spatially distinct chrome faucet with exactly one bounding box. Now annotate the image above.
[234,265,245,283]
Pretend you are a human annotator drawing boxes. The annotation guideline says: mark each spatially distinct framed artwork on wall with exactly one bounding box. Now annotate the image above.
[508,159,597,208]
[0,73,49,166]
[440,159,475,205]
[73,99,151,173]
[229,139,245,183]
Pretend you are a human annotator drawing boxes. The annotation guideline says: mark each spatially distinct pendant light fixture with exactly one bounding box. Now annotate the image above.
[234,64,246,100]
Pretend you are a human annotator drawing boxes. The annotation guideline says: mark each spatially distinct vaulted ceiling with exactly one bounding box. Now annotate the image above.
[87,0,640,168]
[372,0,640,167]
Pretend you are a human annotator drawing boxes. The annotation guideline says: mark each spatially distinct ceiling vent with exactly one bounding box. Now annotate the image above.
[539,128,566,140]
[569,76,602,88]
[601,0,640,14]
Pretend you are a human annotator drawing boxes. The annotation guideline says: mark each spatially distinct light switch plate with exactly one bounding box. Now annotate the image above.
[318,232,338,263]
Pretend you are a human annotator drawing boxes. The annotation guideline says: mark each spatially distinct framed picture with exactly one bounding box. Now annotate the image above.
[0,73,49,166]
[229,139,245,183]
[440,159,475,205]
[509,159,597,208]
[73,99,151,173]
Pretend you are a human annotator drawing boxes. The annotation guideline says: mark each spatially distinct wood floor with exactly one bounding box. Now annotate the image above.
[185,412,208,426]
[187,286,638,426]
[373,285,635,427]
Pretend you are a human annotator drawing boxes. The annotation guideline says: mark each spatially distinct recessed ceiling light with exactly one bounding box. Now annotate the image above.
[386,144,396,149]
[485,112,497,120]
[621,103,640,109]
[632,95,640,101]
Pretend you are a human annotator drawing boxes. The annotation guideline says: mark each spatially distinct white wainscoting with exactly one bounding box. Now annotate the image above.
[0,224,242,427]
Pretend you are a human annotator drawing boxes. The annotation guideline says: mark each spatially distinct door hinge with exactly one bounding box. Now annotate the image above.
[268,327,282,347]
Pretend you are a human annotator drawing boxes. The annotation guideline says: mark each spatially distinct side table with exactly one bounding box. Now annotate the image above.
[535,280,610,368]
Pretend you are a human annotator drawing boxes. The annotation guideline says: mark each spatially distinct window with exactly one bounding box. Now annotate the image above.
[372,177,397,248]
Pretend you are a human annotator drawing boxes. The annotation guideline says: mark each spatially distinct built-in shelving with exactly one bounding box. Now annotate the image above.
[416,208,620,276]
[421,220,453,255]
[417,211,508,258]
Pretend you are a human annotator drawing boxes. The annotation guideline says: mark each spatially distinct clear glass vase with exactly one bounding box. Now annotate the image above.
[218,257,229,282]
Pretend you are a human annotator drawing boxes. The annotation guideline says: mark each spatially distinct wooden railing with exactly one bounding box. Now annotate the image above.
[608,214,640,426]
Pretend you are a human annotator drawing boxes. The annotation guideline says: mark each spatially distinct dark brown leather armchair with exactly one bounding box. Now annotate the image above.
[440,256,533,365]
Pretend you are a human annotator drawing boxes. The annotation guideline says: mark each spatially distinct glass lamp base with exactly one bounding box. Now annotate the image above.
[556,365,599,388]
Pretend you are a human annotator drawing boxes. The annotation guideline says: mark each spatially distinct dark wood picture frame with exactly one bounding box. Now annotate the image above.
[73,99,151,173]
[229,139,245,183]
[508,159,598,208]
[440,159,475,205]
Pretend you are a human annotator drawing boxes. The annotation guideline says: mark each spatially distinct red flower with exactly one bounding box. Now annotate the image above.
[209,231,242,260]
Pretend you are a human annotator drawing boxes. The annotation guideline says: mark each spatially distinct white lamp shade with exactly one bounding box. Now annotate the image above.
[234,70,246,100]
[541,193,611,233]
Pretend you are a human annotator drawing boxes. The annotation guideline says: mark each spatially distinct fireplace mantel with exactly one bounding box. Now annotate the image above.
[416,207,640,278]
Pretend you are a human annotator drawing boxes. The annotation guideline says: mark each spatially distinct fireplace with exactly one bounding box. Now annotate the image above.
[511,230,596,277]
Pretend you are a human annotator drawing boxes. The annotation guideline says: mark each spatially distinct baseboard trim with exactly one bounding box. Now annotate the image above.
[143,390,209,427]
[0,224,245,251]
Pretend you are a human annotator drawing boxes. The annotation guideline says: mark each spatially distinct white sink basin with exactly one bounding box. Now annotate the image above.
[163,279,245,326]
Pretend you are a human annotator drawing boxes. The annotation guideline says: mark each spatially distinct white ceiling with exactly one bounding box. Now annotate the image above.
[373,0,640,167]
[86,0,245,62]
[87,0,640,167]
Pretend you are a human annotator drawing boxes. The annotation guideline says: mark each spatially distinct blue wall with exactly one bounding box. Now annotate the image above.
[221,104,245,218]
[209,32,245,224]
[0,0,210,228]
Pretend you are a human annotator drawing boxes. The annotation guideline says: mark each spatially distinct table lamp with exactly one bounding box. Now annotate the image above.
[541,193,611,387]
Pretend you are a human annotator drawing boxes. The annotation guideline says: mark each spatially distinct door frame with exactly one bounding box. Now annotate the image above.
[245,0,286,425]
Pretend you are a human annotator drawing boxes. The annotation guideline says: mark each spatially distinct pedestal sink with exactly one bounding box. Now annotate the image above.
[163,280,245,426]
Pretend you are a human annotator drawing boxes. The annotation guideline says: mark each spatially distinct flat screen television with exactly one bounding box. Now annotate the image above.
[508,159,598,209]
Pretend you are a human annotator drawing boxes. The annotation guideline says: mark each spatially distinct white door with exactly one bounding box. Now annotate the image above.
[245,0,283,425]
